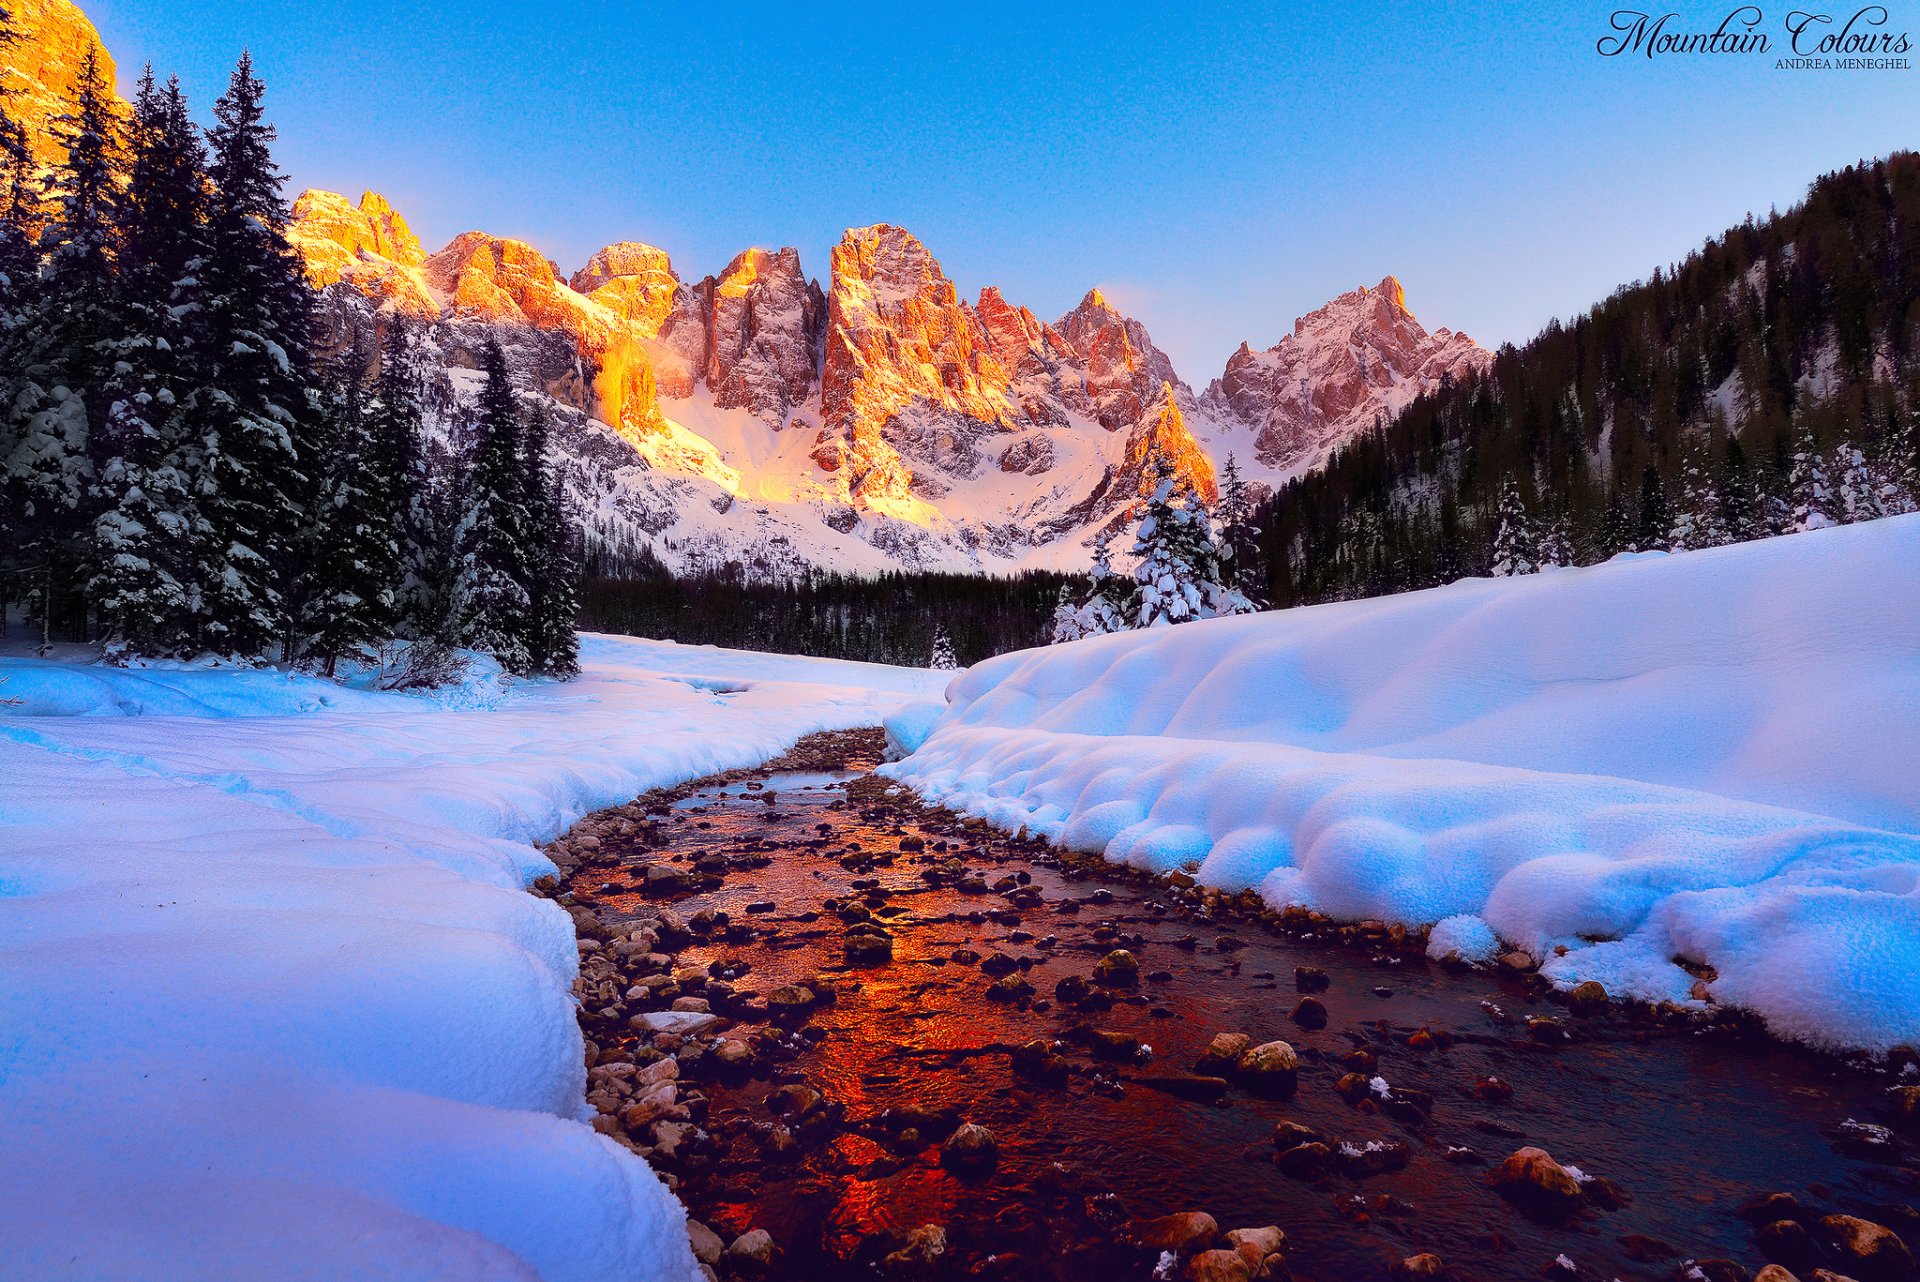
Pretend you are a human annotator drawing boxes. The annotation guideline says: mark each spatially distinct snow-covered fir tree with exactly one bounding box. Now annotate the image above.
[1488,476,1537,576]
[1126,447,1254,628]
[1668,442,1731,551]
[1788,423,1836,532]
[1834,445,1882,524]
[1538,510,1573,568]
[1050,527,1133,642]
[4,47,120,647]
[1719,435,1763,541]
[1879,408,1920,516]
[927,625,958,670]
[1217,452,1262,601]
[291,344,401,674]
[1636,464,1671,552]
[455,340,533,672]
[189,52,317,657]
[519,401,580,678]
[88,69,206,656]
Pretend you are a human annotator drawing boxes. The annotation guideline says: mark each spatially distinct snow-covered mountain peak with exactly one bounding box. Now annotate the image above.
[288,187,1480,578]
[1202,274,1491,478]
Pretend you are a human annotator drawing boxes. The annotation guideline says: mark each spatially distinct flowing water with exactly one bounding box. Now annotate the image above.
[564,733,1920,1282]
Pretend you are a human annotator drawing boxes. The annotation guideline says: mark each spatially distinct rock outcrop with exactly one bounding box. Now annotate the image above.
[1203,275,1489,475]
[1055,287,1190,432]
[0,0,122,173]
[288,190,437,320]
[705,246,824,419]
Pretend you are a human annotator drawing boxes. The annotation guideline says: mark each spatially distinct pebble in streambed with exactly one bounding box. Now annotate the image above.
[540,729,1920,1282]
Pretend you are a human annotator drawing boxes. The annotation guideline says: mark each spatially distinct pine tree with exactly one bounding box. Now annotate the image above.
[1719,435,1762,540]
[1051,527,1133,642]
[1488,476,1536,576]
[367,321,442,633]
[0,2,38,305]
[1787,422,1836,532]
[1833,444,1881,524]
[1217,452,1262,601]
[455,339,532,671]
[1668,441,1730,551]
[188,52,316,656]
[1878,406,1920,515]
[1538,510,1573,568]
[291,344,397,673]
[4,47,122,646]
[1126,447,1253,628]
[519,401,580,677]
[1601,483,1635,556]
[88,70,206,656]
[1636,463,1671,551]
[928,624,958,670]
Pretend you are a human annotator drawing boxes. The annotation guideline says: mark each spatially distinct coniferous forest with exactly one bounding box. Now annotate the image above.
[579,556,1072,669]
[0,22,578,679]
[1252,153,1920,607]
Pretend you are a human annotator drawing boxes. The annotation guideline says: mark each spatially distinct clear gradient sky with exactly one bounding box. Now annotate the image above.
[81,0,1920,380]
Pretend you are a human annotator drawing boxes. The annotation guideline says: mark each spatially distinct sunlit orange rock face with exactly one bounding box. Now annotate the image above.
[288,190,437,320]
[422,230,662,437]
[1124,383,1218,506]
[819,224,1018,507]
[1202,275,1490,473]
[0,0,122,172]
[1055,287,1188,432]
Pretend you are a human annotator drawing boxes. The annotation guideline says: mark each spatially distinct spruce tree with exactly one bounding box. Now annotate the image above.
[1833,445,1881,524]
[519,401,580,677]
[4,47,122,646]
[1668,442,1730,551]
[1126,448,1253,628]
[1488,476,1536,576]
[189,52,316,656]
[368,321,442,635]
[1051,527,1133,642]
[1719,435,1762,541]
[292,344,396,674]
[1787,422,1836,532]
[1217,452,1262,600]
[1636,464,1671,551]
[456,339,532,671]
[89,70,206,656]
[928,624,958,670]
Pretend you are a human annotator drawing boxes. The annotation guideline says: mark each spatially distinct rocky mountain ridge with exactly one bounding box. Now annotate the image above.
[289,189,1487,577]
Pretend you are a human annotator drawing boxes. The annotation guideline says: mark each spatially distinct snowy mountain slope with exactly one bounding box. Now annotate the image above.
[0,637,945,1281]
[883,515,1920,1052]
[290,192,1484,577]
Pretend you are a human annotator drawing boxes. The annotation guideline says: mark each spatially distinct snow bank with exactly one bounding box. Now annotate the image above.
[0,635,943,1281]
[883,517,1920,1053]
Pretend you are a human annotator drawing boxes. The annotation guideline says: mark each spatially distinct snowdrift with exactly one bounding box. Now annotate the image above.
[884,516,1920,1053]
[0,636,943,1282]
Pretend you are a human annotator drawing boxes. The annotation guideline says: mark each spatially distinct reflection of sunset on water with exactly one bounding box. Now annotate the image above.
[576,745,1912,1281]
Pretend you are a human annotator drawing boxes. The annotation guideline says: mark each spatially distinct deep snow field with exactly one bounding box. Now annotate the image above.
[0,636,944,1282]
[884,515,1920,1054]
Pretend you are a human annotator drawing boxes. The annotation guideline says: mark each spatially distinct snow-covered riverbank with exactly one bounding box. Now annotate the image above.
[885,515,1920,1054]
[0,636,944,1282]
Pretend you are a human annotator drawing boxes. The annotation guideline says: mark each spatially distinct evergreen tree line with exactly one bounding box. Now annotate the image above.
[0,22,578,678]
[578,554,1074,668]
[1252,153,1920,606]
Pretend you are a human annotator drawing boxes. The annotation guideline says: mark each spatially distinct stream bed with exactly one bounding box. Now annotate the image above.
[551,731,1920,1282]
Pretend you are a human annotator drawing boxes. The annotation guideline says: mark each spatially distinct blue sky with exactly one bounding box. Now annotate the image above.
[84,0,1920,379]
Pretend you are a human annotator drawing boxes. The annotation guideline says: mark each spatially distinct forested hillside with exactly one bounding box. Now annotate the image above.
[1254,153,1920,605]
